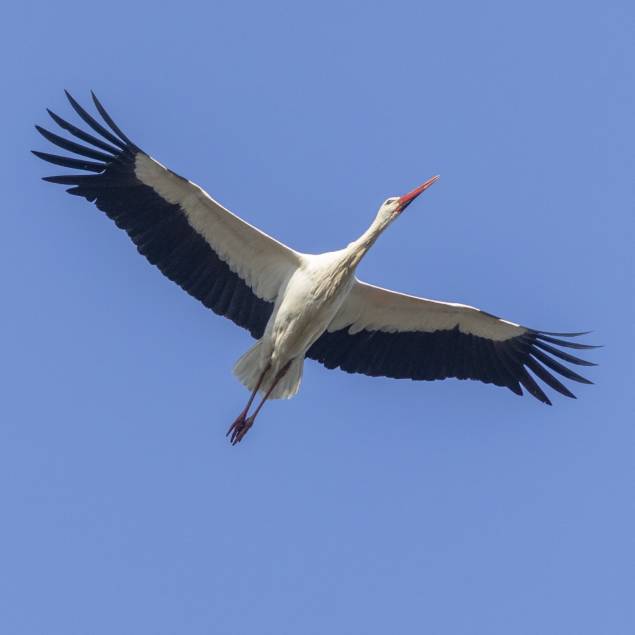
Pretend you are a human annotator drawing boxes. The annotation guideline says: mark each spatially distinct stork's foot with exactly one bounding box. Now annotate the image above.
[226,412,255,445]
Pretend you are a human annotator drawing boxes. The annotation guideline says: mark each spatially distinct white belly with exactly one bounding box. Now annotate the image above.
[264,260,354,369]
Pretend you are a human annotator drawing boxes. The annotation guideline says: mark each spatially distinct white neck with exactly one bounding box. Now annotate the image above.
[344,211,393,269]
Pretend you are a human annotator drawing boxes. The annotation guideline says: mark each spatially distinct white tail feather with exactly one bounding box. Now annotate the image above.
[233,341,265,392]
[267,358,303,400]
[233,342,303,400]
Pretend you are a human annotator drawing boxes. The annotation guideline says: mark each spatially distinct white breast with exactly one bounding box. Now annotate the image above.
[266,252,355,365]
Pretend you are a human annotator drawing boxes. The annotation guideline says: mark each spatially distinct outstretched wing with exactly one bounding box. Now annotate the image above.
[307,280,597,404]
[33,91,302,338]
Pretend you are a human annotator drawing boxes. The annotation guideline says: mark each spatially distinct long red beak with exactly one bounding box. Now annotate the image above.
[398,175,440,211]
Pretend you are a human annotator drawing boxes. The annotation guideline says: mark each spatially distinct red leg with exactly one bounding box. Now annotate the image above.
[226,365,269,444]
[229,361,291,445]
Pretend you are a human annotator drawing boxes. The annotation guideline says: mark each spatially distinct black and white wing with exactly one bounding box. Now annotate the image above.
[33,91,302,338]
[307,280,596,404]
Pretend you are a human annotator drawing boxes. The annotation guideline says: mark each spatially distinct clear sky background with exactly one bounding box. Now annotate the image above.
[2,1,633,633]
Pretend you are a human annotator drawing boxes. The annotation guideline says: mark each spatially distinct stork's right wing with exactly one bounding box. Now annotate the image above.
[307,279,597,404]
[33,92,302,338]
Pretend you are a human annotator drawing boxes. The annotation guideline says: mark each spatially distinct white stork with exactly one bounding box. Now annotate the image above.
[34,92,596,444]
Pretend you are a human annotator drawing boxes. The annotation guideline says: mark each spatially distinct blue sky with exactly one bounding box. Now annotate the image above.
[2,0,634,633]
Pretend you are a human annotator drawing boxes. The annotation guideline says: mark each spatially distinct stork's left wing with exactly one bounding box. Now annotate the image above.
[33,92,302,339]
[307,280,596,404]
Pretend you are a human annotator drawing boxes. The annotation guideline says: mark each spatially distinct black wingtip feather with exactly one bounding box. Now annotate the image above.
[90,91,136,148]
[35,125,116,162]
[43,174,123,186]
[32,150,106,172]
[533,339,597,367]
[498,345,552,404]
[64,90,127,150]
[525,356,577,399]
[536,330,593,337]
[534,333,601,350]
[46,108,123,156]
[530,348,593,385]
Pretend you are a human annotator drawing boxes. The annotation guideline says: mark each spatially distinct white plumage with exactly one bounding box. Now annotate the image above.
[34,92,596,444]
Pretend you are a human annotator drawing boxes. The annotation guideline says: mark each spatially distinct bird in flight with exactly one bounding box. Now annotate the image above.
[33,92,596,444]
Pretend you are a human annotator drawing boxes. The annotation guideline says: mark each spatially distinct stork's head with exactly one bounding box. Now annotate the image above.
[378,175,440,221]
